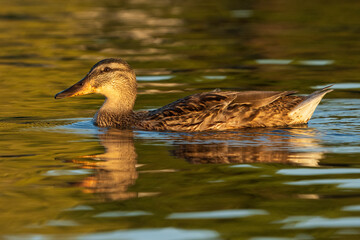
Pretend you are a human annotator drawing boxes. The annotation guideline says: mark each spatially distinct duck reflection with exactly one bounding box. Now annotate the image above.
[170,127,323,167]
[75,126,323,200]
[75,129,139,201]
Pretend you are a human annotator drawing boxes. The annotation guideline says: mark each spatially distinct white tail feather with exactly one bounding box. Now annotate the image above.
[289,85,333,124]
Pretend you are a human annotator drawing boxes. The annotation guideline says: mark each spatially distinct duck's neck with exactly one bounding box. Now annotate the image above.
[94,95,135,129]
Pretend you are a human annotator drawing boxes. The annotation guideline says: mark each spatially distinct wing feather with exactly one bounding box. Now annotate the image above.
[139,90,296,131]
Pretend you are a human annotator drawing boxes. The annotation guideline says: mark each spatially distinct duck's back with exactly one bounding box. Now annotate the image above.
[135,89,309,131]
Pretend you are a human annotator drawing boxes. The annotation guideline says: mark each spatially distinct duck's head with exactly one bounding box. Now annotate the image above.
[55,58,137,104]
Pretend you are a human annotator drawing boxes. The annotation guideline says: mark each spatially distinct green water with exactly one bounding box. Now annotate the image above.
[1,0,360,239]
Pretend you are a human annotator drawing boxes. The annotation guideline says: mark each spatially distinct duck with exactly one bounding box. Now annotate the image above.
[55,58,332,131]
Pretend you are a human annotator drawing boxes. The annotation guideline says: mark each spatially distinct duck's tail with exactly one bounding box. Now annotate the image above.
[289,85,333,124]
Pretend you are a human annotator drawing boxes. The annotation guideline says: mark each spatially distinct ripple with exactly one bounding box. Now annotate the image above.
[77,227,220,240]
[45,119,105,137]
[255,59,293,65]
[43,169,92,176]
[277,168,360,176]
[298,60,334,66]
[285,178,360,189]
[94,211,152,218]
[230,164,260,169]
[342,205,360,211]
[64,205,94,211]
[167,209,268,219]
[278,216,360,229]
[4,228,220,240]
[313,83,360,89]
[137,75,173,81]
[231,10,253,18]
[203,75,226,80]
[320,146,360,154]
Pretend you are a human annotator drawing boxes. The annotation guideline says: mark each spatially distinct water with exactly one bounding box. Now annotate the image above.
[1,0,360,239]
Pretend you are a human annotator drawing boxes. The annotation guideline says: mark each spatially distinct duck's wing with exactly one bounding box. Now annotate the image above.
[231,90,297,108]
[138,90,297,131]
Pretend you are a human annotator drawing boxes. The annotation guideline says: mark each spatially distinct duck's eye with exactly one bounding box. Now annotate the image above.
[103,67,111,72]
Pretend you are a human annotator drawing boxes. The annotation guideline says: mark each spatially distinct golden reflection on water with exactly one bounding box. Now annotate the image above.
[73,127,323,200]
[171,128,323,167]
[73,130,139,201]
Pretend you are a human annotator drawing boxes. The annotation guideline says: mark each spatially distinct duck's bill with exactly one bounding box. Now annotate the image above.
[54,77,92,99]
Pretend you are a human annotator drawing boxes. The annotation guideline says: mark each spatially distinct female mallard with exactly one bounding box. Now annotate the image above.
[55,58,332,131]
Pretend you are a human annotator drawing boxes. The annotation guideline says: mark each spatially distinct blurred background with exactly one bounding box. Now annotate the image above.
[1,0,360,239]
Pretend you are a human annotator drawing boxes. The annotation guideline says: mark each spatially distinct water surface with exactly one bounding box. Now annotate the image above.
[1,0,360,239]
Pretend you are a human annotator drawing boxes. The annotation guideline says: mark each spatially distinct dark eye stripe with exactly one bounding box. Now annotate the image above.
[100,67,132,73]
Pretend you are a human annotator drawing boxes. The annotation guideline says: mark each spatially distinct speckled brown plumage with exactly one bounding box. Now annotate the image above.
[55,58,333,131]
[133,92,305,131]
